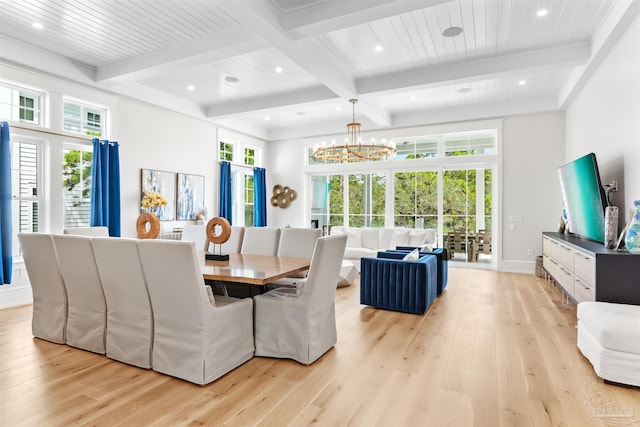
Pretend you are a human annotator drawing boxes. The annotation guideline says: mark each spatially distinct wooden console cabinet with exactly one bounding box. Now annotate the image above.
[542,232,640,305]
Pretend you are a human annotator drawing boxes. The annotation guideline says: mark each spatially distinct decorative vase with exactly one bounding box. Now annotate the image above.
[604,206,619,249]
[624,200,640,254]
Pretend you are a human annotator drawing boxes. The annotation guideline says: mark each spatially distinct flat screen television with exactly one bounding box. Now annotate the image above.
[557,153,607,243]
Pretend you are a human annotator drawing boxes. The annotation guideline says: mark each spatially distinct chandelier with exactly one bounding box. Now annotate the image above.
[312,99,396,162]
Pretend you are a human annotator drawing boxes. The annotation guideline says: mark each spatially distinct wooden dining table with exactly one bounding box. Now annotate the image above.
[199,252,311,286]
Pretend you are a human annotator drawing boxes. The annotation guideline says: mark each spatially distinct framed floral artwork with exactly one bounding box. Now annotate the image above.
[141,169,176,221]
[177,173,205,220]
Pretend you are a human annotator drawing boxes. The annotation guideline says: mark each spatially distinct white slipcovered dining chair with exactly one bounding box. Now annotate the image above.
[138,239,255,385]
[218,226,245,254]
[240,227,280,256]
[92,237,153,368]
[17,233,67,344]
[53,234,106,354]
[63,226,109,236]
[266,228,321,291]
[254,234,347,365]
[181,224,208,251]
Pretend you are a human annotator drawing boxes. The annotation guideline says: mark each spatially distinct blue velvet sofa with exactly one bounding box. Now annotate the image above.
[360,252,437,315]
[393,247,448,295]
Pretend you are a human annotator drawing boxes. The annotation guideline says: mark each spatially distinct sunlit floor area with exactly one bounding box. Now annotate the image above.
[1,269,638,426]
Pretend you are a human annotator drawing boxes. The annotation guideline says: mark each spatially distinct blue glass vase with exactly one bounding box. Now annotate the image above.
[625,200,640,254]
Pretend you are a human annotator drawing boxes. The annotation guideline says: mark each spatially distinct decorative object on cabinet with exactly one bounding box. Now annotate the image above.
[136,212,160,239]
[141,169,176,221]
[205,217,232,261]
[270,184,297,208]
[624,200,640,254]
[177,173,205,221]
[604,206,619,249]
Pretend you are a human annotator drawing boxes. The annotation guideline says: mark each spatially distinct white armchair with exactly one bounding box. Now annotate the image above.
[92,237,154,368]
[53,234,106,354]
[17,233,67,344]
[254,234,347,364]
[138,239,254,385]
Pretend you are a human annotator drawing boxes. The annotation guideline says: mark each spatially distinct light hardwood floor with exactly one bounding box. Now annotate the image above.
[1,269,638,426]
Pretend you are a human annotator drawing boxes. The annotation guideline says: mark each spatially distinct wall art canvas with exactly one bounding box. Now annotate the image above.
[141,169,176,221]
[177,173,205,220]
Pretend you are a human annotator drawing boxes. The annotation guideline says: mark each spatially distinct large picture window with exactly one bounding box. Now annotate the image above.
[62,143,93,228]
[11,138,43,255]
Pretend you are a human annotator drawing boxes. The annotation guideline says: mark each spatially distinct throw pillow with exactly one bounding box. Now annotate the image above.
[345,229,361,247]
[389,229,410,249]
[402,248,420,261]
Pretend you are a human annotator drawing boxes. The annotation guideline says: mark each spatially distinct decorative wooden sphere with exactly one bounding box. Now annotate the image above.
[136,213,160,239]
[206,217,231,244]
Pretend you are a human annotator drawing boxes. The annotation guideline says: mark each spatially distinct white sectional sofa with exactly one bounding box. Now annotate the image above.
[330,226,437,269]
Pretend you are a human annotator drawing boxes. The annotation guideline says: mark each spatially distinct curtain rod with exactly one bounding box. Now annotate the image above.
[220,161,256,171]
[7,122,117,144]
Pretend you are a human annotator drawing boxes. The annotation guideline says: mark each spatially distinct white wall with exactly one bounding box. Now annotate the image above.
[501,112,565,272]
[566,14,640,223]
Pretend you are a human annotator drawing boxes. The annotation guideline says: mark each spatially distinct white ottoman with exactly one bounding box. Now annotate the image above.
[577,301,640,387]
[338,260,359,288]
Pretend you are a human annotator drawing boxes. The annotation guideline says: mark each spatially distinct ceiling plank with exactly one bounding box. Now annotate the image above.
[95,27,264,84]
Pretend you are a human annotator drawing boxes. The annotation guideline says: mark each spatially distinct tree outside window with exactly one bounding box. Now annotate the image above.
[63,146,92,227]
[220,141,234,161]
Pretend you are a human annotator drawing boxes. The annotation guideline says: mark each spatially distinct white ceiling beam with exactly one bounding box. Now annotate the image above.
[357,43,592,95]
[95,27,264,84]
[558,0,640,109]
[221,1,392,128]
[283,0,451,38]
[205,86,338,119]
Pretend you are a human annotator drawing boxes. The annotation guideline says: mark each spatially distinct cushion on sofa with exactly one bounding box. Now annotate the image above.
[344,247,377,259]
[389,229,410,249]
[345,229,362,247]
[360,228,380,250]
[409,230,427,246]
[378,228,395,249]
[402,248,420,261]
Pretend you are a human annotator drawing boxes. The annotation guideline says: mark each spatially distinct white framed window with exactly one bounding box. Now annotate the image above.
[0,82,45,125]
[219,141,235,162]
[62,143,93,227]
[231,168,254,227]
[244,147,256,166]
[63,98,106,137]
[11,137,45,255]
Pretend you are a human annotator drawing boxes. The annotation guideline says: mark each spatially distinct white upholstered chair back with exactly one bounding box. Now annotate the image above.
[92,237,153,368]
[216,226,245,254]
[240,227,280,256]
[180,225,208,251]
[254,234,347,364]
[63,226,109,237]
[17,233,67,344]
[52,234,106,354]
[138,239,254,384]
[277,228,322,258]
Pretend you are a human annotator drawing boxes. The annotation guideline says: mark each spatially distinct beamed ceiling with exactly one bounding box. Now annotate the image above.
[0,0,638,141]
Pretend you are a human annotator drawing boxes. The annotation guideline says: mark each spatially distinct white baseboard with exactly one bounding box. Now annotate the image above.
[0,284,33,309]
[499,259,536,275]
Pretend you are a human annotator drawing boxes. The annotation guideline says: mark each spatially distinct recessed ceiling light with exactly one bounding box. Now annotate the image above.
[187,85,195,91]
[225,76,239,83]
[442,26,463,37]
[374,45,383,52]
[32,22,43,29]
[518,80,527,85]
[296,111,306,116]
[265,116,270,121]
[410,95,417,100]
[537,9,548,17]
[457,87,471,94]
[336,106,342,111]
[275,67,283,73]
